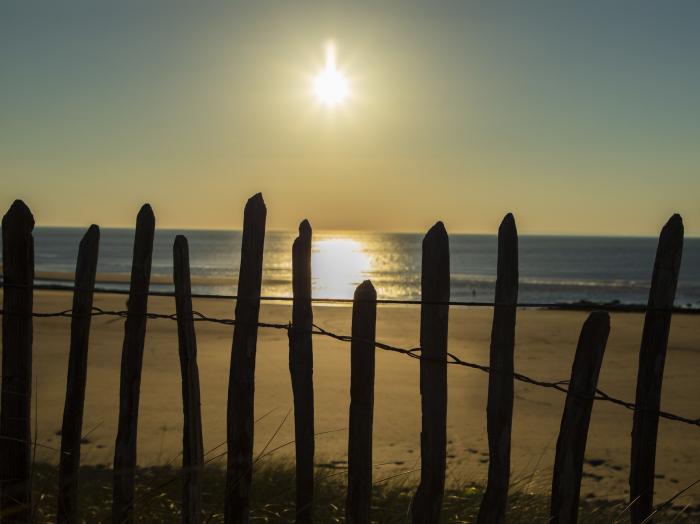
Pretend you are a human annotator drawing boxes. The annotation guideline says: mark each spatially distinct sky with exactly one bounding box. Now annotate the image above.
[1,1,699,235]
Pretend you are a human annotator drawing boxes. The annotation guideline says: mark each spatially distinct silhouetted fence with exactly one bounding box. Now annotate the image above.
[0,195,696,524]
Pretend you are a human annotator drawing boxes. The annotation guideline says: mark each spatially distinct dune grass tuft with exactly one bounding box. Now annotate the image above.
[27,460,696,522]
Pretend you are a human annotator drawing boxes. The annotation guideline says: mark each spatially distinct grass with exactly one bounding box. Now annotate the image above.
[26,460,697,523]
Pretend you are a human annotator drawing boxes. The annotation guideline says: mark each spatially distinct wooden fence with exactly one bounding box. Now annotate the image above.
[0,194,688,524]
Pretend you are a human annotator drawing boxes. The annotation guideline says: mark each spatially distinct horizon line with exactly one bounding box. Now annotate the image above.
[29,224,700,240]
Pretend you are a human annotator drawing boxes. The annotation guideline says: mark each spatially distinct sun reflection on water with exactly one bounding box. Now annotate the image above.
[312,237,371,298]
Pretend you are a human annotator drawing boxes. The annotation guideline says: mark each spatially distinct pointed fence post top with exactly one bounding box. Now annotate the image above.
[136,203,155,227]
[81,224,100,244]
[245,192,267,216]
[576,311,611,393]
[499,213,517,235]
[422,221,449,304]
[2,199,35,231]
[577,311,610,360]
[659,213,683,245]
[497,213,518,295]
[294,219,312,254]
[583,310,610,331]
[173,235,190,286]
[75,226,100,290]
[646,214,683,308]
[424,221,447,244]
[664,213,683,232]
[174,234,188,251]
[354,280,376,301]
[298,219,311,238]
[656,213,683,268]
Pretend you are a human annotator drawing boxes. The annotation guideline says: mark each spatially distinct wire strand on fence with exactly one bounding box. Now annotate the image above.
[2,281,700,313]
[0,305,698,428]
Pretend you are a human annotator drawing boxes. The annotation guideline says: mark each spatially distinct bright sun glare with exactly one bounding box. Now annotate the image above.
[312,42,349,108]
[312,238,369,297]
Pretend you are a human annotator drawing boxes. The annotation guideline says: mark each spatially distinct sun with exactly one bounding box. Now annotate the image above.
[312,42,349,108]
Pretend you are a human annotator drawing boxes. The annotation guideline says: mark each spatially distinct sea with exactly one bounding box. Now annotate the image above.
[12,228,700,307]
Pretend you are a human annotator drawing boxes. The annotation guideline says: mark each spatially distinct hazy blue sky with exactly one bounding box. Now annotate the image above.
[2,1,699,235]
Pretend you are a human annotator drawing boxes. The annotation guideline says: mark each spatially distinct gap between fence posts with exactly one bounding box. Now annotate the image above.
[226,194,267,524]
[112,204,155,524]
[289,219,314,524]
[346,280,377,524]
[477,213,518,524]
[57,225,99,524]
[411,222,450,524]
[630,214,683,524]
[550,311,610,524]
[0,200,34,523]
[174,235,204,524]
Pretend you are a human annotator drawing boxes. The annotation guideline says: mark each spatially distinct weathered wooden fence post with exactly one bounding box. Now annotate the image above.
[477,213,518,524]
[346,280,377,524]
[629,214,683,524]
[57,225,100,524]
[289,220,314,523]
[225,193,267,524]
[0,200,34,523]
[550,311,610,524]
[112,204,155,523]
[173,235,204,524]
[411,222,450,524]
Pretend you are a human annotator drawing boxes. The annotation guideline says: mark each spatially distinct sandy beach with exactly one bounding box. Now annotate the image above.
[11,290,700,507]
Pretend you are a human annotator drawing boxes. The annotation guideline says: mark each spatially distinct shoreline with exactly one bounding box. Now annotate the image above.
[8,276,700,314]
